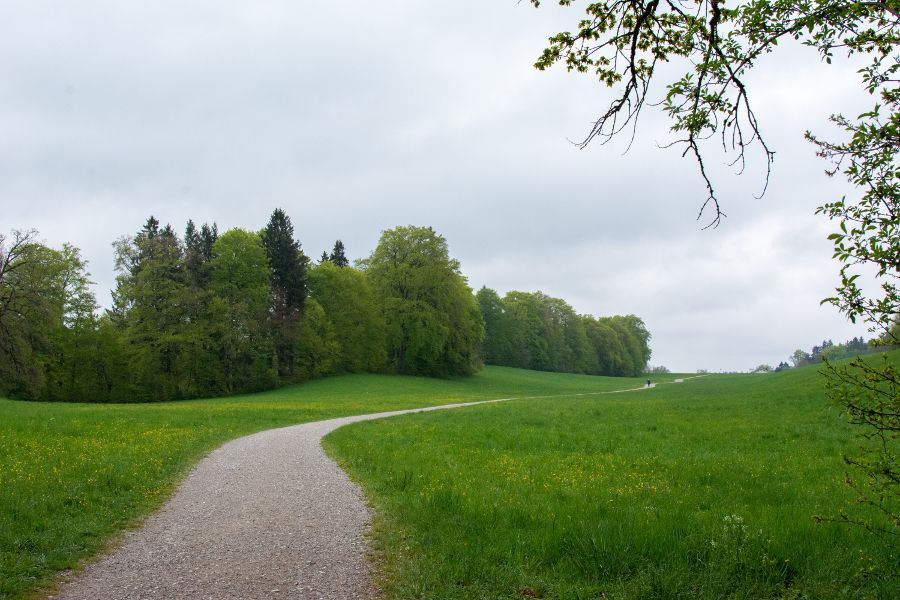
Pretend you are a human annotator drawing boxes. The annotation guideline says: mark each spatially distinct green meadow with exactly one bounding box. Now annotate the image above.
[0,367,646,599]
[2,360,898,599]
[325,360,900,599]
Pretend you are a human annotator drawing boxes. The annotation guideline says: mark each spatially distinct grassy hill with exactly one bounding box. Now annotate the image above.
[0,367,647,599]
[325,358,900,599]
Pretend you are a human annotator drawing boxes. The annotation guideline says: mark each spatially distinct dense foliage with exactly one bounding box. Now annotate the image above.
[0,220,651,402]
[0,231,112,401]
[308,261,387,373]
[360,226,484,377]
[477,287,651,376]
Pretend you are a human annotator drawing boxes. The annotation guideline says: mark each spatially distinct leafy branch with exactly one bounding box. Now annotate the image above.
[530,1,900,227]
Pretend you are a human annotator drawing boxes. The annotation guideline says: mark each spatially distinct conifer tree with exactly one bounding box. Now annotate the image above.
[199,223,218,262]
[184,220,217,287]
[261,209,309,379]
[262,209,308,312]
[329,240,349,267]
[184,220,204,285]
[141,216,160,240]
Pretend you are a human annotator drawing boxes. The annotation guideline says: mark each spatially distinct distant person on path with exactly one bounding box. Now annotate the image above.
[646,379,651,388]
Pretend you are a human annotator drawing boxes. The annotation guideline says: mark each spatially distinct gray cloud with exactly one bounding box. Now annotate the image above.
[0,1,871,372]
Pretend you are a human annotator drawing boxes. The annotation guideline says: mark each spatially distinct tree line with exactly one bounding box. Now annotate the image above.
[746,335,899,374]
[477,288,651,377]
[0,213,651,402]
[786,335,897,370]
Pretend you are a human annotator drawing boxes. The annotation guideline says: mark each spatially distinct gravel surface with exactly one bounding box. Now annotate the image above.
[48,400,509,600]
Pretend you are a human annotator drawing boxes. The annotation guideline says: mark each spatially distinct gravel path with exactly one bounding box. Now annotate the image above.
[50,384,659,600]
[48,399,510,600]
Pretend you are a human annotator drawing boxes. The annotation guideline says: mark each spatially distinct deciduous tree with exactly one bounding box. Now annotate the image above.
[294,298,340,381]
[308,262,386,372]
[0,233,110,401]
[476,286,512,364]
[210,229,276,393]
[361,226,483,376]
[0,236,65,398]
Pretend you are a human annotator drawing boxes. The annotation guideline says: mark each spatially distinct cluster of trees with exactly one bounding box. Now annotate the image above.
[2,213,330,401]
[476,288,651,377]
[1,218,652,402]
[787,336,893,370]
[758,336,896,373]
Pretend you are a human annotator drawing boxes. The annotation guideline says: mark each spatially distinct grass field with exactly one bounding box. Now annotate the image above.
[325,359,900,599]
[0,367,649,599]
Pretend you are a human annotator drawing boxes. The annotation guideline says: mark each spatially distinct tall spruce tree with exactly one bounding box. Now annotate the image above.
[141,216,160,240]
[261,209,309,379]
[184,220,217,287]
[184,220,200,258]
[199,223,217,261]
[262,209,308,312]
[329,240,349,267]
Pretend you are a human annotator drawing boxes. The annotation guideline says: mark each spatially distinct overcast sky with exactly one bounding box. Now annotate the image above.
[1,1,873,372]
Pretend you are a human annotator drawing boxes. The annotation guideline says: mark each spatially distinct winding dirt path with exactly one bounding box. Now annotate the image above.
[50,385,660,599]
